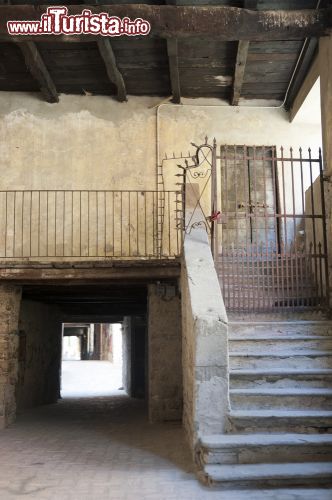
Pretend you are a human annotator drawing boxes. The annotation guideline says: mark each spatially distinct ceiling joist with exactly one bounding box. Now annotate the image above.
[83,0,126,101]
[289,54,319,122]
[0,5,331,42]
[18,41,58,103]
[167,38,181,104]
[97,38,127,102]
[231,0,257,106]
[284,38,318,112]
[232,41,250,106]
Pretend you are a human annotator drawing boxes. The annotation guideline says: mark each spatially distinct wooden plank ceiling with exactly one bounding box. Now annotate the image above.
[0,0,330,107]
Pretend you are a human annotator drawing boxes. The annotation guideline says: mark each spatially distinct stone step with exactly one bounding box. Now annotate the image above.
[230,388,332,410]
[200,462,332,488]
[197,433,332,466]
[228,321,332,337]
[229,336,332,352]
[230,369,332,389]
[229,351,332,369]
[228,410,332,434]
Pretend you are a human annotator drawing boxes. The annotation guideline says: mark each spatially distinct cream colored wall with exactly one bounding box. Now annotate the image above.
[159,100,321,167]
[0,92,322,259]
[158,100,322,194]
[0,93,322,192]
[0,93,158,190]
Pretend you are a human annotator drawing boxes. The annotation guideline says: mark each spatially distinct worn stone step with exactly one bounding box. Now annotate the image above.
[228,410,332,434]
[229,336,332,352]
[229,351,332,369]
[201,462,332,488]
[230,388,332,410]
[228,321,332,337]
[230,369,332,389]
[197,433,332,465]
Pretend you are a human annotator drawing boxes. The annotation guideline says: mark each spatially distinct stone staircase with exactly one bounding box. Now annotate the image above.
[196,320,332,488]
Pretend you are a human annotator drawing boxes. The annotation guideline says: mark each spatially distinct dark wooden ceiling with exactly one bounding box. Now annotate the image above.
[22,283,149,317]
[0,1,330,107]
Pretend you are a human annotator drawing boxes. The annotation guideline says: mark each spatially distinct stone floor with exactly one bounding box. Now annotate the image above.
[0,362,332,500]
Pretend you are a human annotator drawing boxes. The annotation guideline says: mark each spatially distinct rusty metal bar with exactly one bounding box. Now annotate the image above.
[308,148,318,299]
[241,146,249,311]
[290,148,297,311]
[319,148,330,306]
[299,148,305,308]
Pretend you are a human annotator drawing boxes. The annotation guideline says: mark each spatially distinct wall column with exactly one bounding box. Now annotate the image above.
[148,284,182,422]
[319,36,332,305]
[0,283,22,429]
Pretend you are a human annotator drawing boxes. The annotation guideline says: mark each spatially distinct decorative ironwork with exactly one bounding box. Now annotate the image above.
[161,139,329,312]
[172,137,220,257]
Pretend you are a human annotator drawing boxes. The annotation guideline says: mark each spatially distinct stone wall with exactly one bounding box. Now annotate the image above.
[181,229,229,453]
[148,284,182,422]
[319,36,332,307]
[0,284,22,429]
[305,176,329,297]
[122,317,132,396]
[100,324,113,362]
[17,300,62,411]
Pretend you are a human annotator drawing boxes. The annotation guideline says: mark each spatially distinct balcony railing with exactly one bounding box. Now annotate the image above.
[0,190,183,260]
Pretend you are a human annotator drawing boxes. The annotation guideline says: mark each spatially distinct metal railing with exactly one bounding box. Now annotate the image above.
[217,145,329,311]
[169,139,330,312]
[0,190,183,260]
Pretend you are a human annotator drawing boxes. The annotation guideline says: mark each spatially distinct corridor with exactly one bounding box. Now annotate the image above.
[0,394,331,500]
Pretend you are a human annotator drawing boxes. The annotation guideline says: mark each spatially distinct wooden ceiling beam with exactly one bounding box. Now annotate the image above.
[289,54,319,122]
[0,264,180,283]
[167,38,181,104]
[232,40,249,105]
[97,38,127,102]
[18,41,58,103]
[83,0,126,101]
[284,37,318,112]
[1,0,58,102]
[231,2,257,106]
[165,0,181,104]
[0,5,331,42]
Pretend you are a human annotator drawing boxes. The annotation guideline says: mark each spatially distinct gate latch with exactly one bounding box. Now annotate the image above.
[238,202,270,209]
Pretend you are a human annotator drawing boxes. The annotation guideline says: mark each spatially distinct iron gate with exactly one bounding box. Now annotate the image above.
[172,139,329,312]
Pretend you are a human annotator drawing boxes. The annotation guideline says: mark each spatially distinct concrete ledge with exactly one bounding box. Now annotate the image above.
[181,228,229,451]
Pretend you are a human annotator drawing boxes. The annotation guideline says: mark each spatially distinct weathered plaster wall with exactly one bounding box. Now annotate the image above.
[0,283,22,429]
[17,300,62,411]
[0,92,323,260]
[0,93,322,193]
[181,228,229,453]
[148,284,182,422]
[0,93,159,190]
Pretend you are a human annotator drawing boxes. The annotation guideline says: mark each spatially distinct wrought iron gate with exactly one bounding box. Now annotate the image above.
[173,139,329,312]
